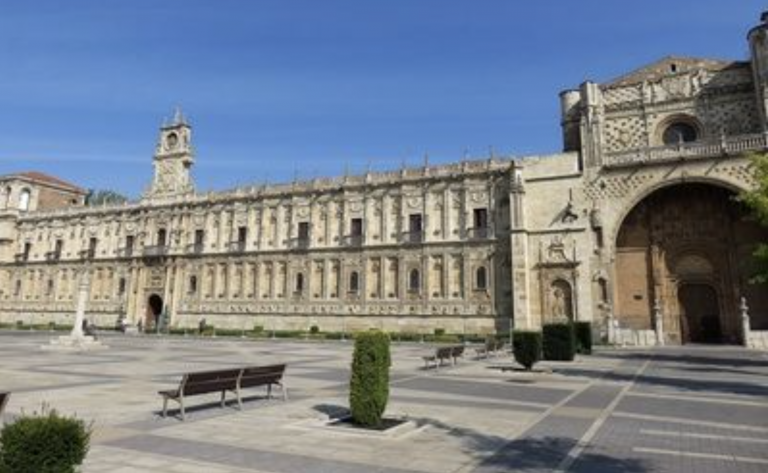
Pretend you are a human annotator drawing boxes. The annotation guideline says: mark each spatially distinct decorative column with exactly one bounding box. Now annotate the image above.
[653,297,664,346]
[741,297,751,347]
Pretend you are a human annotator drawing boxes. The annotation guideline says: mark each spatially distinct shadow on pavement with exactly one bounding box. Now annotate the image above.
[410,416,650,472]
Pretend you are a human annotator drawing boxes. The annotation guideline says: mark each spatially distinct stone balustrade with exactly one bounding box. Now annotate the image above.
[603,132,768,168]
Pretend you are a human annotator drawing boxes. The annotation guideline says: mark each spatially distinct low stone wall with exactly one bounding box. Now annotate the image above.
[610,327,658,347]
[747,330,768,350]
[174,312,498,335]
[0,309,499,335]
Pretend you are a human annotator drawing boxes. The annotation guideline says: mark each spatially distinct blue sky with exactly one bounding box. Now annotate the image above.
[0,1,764,196]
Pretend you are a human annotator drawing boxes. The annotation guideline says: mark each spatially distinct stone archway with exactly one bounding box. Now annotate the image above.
[613,183,768,344]
[678,283,722,343]
[146,294,163,331]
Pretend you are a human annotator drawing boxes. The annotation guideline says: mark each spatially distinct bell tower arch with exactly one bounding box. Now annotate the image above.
[146,108,195,199]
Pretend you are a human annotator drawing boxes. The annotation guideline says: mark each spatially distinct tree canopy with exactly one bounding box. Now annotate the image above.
[85,189,129,206]
[741,153,768,284]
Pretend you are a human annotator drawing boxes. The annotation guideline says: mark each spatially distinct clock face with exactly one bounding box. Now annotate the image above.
[166,132,179,150]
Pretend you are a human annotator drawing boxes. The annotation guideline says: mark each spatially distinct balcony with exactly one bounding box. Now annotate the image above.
[343,234,364,248]
[78,249,96,261]
[402,231,424,245]
[466,227,492,240]
[227,241,246,253]
[45,251,61,262]
[289,237,311,251]
[142,245,168,259]
[603,132,768,169]
[187,242,205,255]
[115,247,134,258]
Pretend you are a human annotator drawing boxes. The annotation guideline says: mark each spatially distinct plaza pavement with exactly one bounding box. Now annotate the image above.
[1,331,767,473]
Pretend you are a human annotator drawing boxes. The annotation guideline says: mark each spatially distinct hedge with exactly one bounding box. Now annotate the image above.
[574,322,593,354]
[512,331,542,370]
[349,330,391,427]
[0,407,91,473]
[542,322,576,361]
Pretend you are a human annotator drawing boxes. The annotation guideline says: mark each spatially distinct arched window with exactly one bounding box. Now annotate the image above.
[662,122,698,145]
[408,269,420,292]
[295,273,304,293]
[349,271,359,293]
[598,278,609,304]
[18,188,31,212]
[475,266,487,290]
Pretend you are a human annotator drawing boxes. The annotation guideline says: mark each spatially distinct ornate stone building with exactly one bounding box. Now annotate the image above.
[2,15,768,343]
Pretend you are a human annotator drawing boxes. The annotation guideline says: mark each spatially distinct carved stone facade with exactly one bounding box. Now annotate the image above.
[2,14,768,341]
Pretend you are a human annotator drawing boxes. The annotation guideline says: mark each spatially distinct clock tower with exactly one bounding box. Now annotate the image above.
[146,108,195,199]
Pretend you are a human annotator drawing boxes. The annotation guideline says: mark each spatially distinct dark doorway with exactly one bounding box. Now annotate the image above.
[147,294,164,330]
[678,284,722,344]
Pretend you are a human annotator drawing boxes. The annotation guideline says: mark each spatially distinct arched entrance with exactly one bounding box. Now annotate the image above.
[678,283,722,343]
[614,183,768,344]
[146,294,163,331]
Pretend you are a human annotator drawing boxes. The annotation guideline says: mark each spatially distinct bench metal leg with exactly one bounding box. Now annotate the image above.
[162,397,168,418]
[179,396,186,421]
[281,382,288,401]
[267,384,272,399]
[220,390,227,408]
[236,388,243,410]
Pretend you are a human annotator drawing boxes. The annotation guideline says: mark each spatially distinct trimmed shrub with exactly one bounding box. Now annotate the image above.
[542,323,576,361]
[252,325,264,334]
[349,330,391,427]
[574,322,593,354]
[512,331,542,370]
[310,325,320,335]
[0,406,91,473]
[433,327,446,336]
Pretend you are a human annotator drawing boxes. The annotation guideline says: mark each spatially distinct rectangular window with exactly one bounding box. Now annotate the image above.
[23,242,32,261]
[54,239,63,258]
[298,222,310,240]
[195,229,205,245]
[237,226,247,243]
[409,214,423,233]
[157,228,167,247]
[473,208,488,229]
[88,238,98,259]
[350,218,363,236]
[125,235,134,256]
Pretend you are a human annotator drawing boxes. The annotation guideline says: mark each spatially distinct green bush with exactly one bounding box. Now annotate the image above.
[0,407,91,473]
[273,330,305,339]
[433,327,446,336]
[542,322,576,361]
[310,325,320,335]
[574,322,593,354]
[349,330,391,427]
[253,325,264,334]
[425,334,461,344]
[512,331,542,370]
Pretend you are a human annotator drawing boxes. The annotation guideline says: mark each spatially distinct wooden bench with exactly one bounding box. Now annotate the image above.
[159,368,241,420]
[423,345,464,369]
[0,392,9,416]
[450,345,465,364]
[475,339,506,359]
[159,365,287,420]
[235,364,288,408]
